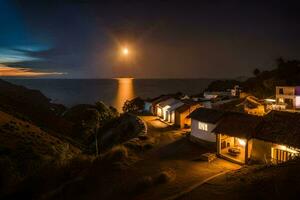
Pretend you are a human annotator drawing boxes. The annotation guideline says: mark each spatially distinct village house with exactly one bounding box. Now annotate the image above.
[155,97,178,119]
[144,95,170,114]
[189,108,225,144]
[163,100,184,123]
[276,86,300,110]
[213,111,300,164]
[174,101,201,128]
[242,96,266,116]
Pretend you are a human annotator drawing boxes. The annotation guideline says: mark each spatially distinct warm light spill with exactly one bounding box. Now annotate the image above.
[238,138,246,146]
[114,78,134,112]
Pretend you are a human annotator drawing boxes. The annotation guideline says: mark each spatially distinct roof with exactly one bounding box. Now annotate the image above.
[212,112,262,139]
[168,101,184,111]
[157,98,177,108]
[256,111,300,148]
[176,102,200,113]
[189,108,226,124]
[150,95,171,106]
[176,104,191,113]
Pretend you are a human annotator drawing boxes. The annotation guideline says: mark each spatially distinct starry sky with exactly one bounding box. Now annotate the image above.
[1,0,300,78]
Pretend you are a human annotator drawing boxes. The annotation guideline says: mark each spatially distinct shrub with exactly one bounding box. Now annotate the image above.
[135,176,153,192]
[103,145,128,162]
[138,135,149,141]
[154,170,176,184]
[124,139,143,151]
[122,97,144,114]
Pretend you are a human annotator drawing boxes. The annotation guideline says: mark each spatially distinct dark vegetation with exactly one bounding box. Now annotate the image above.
[123,97,145,114]
[207,58,300,98]
[0,79,149,199]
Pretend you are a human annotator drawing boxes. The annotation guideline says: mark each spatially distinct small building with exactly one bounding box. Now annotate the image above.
[276,86,300,110]
[253,111,300,163]
[231,85,242,97]
[174,102,201,128]
[156,98,178,119]
[213,112,262,164]
[189,108,225,144]
[213,111,300,164]
[164,100,185,123]
[242,96,266,116]
[144,95,170,115]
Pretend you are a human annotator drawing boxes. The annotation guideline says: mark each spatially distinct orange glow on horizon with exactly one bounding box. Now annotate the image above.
[0,64,65,77]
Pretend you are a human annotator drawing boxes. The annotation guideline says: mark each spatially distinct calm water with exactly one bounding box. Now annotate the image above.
[6,79,213,111]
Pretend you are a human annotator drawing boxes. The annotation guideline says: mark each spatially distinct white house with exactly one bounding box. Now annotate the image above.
[156,98,177,119]
[165,100,184,123]
[143,95,170,114]
[189,108,225,143]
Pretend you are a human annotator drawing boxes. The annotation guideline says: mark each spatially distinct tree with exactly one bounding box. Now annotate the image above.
[122,97,144,114]
[253,68,260,77]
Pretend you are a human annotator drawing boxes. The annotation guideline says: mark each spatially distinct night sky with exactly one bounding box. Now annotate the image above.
[1,0,300,78]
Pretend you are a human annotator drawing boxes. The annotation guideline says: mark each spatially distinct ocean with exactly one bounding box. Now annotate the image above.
[5,78,213,111]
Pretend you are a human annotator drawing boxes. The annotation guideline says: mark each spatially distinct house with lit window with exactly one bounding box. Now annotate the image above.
[189,108,225,144]
[276,86,300,110]
[213,112,262,164]
[213,111,300,164]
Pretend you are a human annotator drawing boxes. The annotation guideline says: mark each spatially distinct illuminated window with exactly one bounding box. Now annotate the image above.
[198,122,208,131]
[278,98,284,103]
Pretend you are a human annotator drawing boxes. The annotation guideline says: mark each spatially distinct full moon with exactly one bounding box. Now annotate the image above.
[122,47,129,55]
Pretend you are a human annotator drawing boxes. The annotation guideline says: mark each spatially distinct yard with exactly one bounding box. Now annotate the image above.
[128,116,241,200]
[43,116,241,200]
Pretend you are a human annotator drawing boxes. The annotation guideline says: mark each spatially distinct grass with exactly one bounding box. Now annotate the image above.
[124,135,156,152]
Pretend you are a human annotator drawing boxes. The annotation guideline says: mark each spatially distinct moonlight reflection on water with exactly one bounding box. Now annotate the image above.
[114,78,135,111]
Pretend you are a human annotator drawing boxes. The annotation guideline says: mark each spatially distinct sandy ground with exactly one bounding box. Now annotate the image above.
[129,116,241,200]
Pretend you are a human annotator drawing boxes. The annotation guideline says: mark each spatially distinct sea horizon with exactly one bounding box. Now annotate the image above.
[5,78,214,111]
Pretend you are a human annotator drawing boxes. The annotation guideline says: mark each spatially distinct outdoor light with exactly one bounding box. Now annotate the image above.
[238,138,246,146]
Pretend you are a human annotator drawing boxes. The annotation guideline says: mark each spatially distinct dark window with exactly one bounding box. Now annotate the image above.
[279,88,284,95]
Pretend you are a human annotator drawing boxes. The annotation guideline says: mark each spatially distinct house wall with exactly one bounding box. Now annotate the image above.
[276,86,297,109]
[247,139,253,159]
[296,96,300,109]
[249,138,273,163]
[157,106,162,117]
[190,119,216,142]
[175,105,201,128]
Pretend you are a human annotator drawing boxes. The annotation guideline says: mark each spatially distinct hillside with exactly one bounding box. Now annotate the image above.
[0,110,81,196]
[206,58,300,98]
[0,79,73,136]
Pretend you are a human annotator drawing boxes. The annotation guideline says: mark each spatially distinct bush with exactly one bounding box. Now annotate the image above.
[135,176,153,192]
[102,145,129,162]
[123,97,144,114]
[154,170,175,184]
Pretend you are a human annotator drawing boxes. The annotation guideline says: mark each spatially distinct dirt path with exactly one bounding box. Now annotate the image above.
[129,116,241,200]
